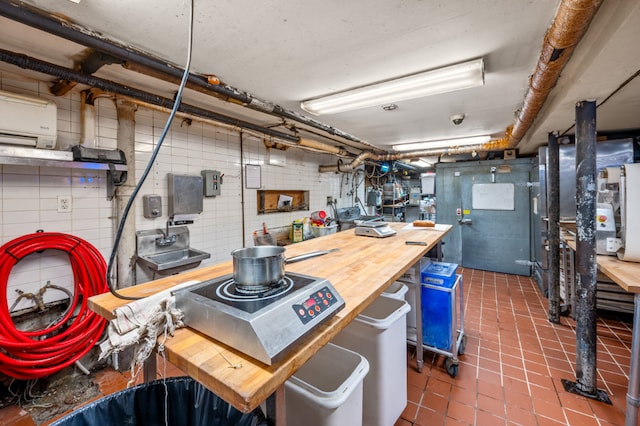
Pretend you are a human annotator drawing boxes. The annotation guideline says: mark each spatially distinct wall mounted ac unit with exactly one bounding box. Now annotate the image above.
[0,89,57,149]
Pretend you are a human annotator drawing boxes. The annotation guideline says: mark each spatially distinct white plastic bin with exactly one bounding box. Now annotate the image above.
[382,281,408,300]
[285,343,369,426]
[332,295,411,426]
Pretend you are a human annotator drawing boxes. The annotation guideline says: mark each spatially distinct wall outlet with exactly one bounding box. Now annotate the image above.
[57,196,72,213]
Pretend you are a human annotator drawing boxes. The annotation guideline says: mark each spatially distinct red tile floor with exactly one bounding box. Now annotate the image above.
[0,268,635,425]
[397,268,633,426]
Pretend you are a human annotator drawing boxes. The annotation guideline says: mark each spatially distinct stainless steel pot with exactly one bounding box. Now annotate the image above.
[231,246,338,286]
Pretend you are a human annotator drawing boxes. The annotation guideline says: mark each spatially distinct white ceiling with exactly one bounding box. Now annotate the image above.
[0,0,639,162]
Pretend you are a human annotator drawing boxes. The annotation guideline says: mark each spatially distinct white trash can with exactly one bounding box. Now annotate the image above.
[384,281,414,330]
[332,295,411,426]
[382,281,408,300]
[285,343,369,426]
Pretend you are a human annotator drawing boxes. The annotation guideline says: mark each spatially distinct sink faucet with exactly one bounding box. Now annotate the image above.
[156,219,177,246]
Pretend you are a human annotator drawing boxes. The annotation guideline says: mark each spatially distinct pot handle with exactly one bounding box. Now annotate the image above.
[285,248,339,264]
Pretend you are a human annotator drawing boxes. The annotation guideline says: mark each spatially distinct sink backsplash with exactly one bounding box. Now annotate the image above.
[136,226,191,256]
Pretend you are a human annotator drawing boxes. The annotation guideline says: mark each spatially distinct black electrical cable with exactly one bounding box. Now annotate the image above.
[106,0,195,300]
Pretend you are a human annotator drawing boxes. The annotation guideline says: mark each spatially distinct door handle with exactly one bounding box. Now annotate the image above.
[460,218,473,225]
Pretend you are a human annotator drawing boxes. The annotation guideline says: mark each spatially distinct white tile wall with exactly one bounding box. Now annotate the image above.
[0,71,365,309]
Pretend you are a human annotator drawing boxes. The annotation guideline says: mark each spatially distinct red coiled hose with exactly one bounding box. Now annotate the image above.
[0,232,108,379]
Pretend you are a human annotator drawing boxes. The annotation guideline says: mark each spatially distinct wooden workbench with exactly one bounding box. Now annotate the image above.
[89,222,451,416]
[593,254,640,426]
[564,238,640,425]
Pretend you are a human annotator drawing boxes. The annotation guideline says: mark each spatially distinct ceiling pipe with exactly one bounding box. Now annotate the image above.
[0,47,360,160]
[510,0,604,144]
[0,48,303,142]
[297,138,351,156]
[0,0,378,151]
[319,138,512,173]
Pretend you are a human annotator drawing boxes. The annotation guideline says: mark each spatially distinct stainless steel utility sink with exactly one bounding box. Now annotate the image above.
[137,248,210,275]
[136,226,210,276]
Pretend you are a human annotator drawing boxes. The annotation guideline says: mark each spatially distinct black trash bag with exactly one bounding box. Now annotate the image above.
[50,376,267,426]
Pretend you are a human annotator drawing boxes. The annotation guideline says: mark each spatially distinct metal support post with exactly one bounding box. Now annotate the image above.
[561,100,610,403]
[548,132,561,323]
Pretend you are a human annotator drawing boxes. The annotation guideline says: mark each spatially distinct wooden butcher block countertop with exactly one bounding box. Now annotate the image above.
[89,222,451,413]
[565,238,640,293]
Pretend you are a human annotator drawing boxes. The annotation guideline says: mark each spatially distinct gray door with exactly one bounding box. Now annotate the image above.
[459,167,531,275]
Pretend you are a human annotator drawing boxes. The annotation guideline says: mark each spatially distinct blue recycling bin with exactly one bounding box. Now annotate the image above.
[421,262,458,350]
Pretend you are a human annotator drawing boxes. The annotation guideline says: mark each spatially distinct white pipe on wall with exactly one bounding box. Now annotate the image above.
[115,99,138,288]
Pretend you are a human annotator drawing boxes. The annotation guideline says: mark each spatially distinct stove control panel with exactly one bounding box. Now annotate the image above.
[293,286,339,324]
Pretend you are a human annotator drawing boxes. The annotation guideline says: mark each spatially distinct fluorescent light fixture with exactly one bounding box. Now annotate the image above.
[301,58,484,115]
[392,135,491,151]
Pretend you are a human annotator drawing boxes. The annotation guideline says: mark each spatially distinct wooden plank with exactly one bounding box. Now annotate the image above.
[257,190,309,213]
[597,255,640,293]
[89,222,451,413]
[564,237,640,293]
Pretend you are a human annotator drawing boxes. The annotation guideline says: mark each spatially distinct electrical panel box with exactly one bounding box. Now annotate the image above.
[201,169,221,197]
[143,194,162,218]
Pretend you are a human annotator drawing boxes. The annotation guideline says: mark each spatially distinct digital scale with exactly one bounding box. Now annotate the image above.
[354,222,397,238]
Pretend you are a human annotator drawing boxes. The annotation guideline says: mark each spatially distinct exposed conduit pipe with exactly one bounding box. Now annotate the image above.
[0,46,358,161]
[0,0,379,152]
[0,48,307,143]
[123,62,382,154]
[319,138,512,173]
[127,97,355,157]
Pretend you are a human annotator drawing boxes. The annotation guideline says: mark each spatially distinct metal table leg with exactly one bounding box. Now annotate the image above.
[560,242,566,300]
[625,293,640,426]
[569,245,576,319]
[266,385,286,426]
[414,262,423,373]
[143,353,157,382]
